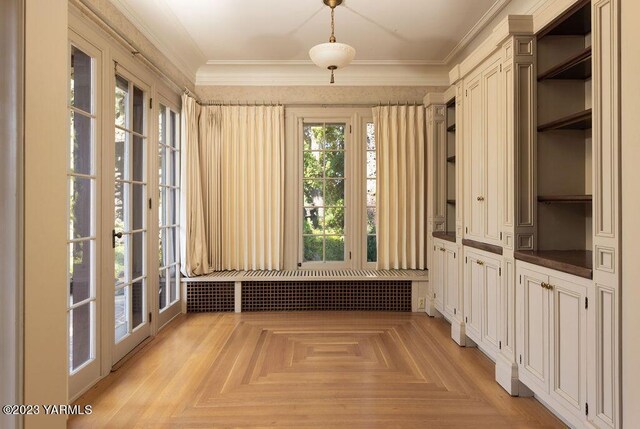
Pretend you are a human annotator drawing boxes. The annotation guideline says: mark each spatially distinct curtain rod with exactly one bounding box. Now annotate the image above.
[71,0,191,97]
[190,100,423,108]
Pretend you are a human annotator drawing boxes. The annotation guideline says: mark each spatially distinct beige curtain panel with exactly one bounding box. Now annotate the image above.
[181,97,285,274]
[179,94,210,276]
[373,105,426,270]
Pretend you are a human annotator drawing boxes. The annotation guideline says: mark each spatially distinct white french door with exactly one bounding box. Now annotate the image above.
[112,67,151,363]
[156,100,182,327]
[67,34,102,398]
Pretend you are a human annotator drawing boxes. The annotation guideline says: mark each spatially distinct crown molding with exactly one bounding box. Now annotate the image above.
[449,14,534,84]
[108,0,204,82]
[442,0,512,64]
[205,59,447,66]
[196,64,450,87]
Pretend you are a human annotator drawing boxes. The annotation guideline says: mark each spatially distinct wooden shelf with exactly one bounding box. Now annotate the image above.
[447,124,456,132]
[538,0,591,38]
[446,199,456,205]
[538,195,592,203]
[447,155,456,163]
[515,250,593,279]
[432,231,456,243]
[538,46,592,81]
[462,238,503,256]
[537,109,592,132]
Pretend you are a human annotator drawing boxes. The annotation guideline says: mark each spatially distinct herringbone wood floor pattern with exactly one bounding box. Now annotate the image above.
[69,312,565,428]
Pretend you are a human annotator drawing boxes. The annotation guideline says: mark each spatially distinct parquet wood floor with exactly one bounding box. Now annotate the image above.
[69,312,565,428]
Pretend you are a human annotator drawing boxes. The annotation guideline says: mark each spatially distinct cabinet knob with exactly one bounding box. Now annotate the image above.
[476,260,484,266]
[477,196,485,201]
[541,282,554,290]
[439,247,445,252]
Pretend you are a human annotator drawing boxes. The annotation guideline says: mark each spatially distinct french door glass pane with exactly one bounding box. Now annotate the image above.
[324,151,344,177]
[69,111,92,175]
[69,240,92,305]
[132,280,144,329]
[132,86,144,134]
[367,208,377,234]
[324,124,345,149]
[169,265,177,303]
[325,236,345,261]
[167,228,176,263]
[366,122,377,263]
[132,135,144,182]
[70,47,92,113]
[325,179,344,206]
[303,236,323,262]
[159,269,167,310]
[132,183,144,230]
[69,176,93,239]
[131,232,144,280]
[114,238,126,285]
[115,129,126,180]
[70,302,92,371]
[114,287,128,342]
[115,76,128,128]
[367,235,377,262]
[325,207,344,234]
[68,45,96,374]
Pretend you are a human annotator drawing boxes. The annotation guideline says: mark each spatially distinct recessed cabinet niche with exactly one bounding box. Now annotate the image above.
[536,0,593,256]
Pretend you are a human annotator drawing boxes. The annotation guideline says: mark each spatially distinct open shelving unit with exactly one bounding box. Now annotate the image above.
[445,97,456,234]
[524,0,593,276]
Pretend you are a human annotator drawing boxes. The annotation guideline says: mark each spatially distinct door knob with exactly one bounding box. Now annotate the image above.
[112,229,123,248]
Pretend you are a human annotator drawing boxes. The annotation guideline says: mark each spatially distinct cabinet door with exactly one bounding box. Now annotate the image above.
[433,244,445,313]
[549,277,587,418]
[465,75,484,240]
[482,58,502,245]
[482,256,501,354]
[464,252,483,341]
[519,267,550,392]
[444,246,459,320]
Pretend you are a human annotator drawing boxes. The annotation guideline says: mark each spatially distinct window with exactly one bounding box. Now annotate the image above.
[365,122,377,263]
[158,104,180,310]
[302,123,346,263]
[68,45,96,372]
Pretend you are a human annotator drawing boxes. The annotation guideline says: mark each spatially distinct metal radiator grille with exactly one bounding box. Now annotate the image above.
[242,281,411,312]
[186,282,235,312]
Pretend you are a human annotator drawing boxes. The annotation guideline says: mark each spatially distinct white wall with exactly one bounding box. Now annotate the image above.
[621,0,640,425]
[23,0,68,427]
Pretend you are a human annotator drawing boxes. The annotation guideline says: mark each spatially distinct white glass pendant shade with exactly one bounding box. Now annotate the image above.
[309,42,356,69]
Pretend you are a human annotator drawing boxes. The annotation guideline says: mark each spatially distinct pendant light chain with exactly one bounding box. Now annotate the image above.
[330,7,336,43]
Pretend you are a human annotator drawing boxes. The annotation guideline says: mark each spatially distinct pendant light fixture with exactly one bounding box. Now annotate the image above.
[309,0,356,84]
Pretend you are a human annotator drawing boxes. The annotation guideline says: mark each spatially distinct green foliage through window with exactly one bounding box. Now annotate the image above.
[302,124,346,263]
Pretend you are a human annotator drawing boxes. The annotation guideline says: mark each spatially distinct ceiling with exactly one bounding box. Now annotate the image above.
[110,0,513,86]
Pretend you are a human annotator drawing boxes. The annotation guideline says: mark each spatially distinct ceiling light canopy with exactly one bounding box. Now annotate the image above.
[309,0,356,84]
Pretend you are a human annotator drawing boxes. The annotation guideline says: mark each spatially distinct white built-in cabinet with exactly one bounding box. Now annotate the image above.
[425,1,620,427]
[463,247,502,359]
[517,261,589,428]
[464,56,503,246]
[432,238,461,325]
